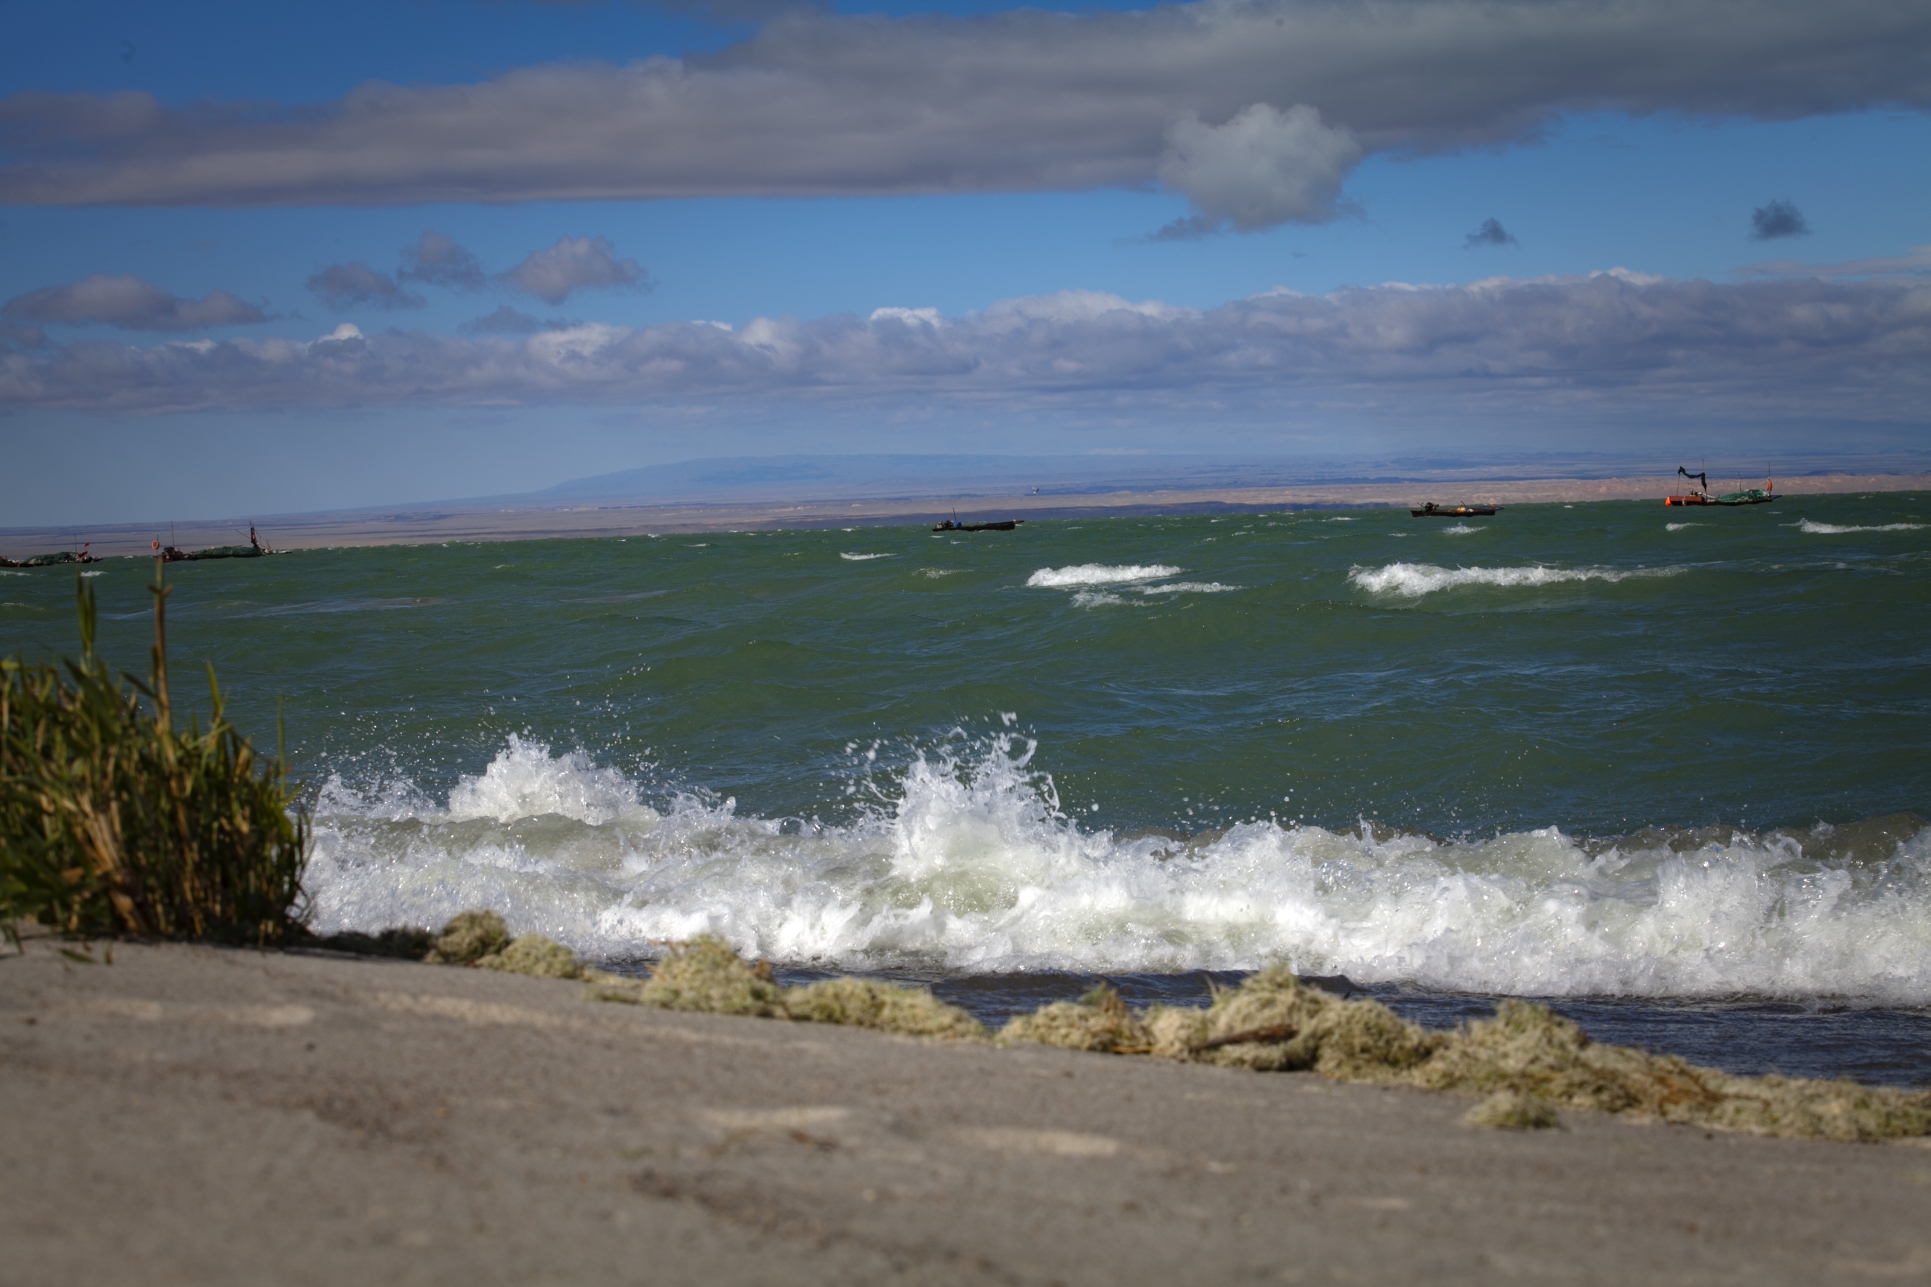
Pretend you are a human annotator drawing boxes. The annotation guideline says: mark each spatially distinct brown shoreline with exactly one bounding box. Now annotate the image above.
[5,471,1926,561]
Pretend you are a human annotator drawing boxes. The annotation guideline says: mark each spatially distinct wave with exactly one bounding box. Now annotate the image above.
[1442,524,1479,535]
[1349,562,1678,598]
[304,735,1931,1003]
[840,552,894,561]
[1665,522,1704,532]
[1797,519,1925,535]
[1027,564,1181,588]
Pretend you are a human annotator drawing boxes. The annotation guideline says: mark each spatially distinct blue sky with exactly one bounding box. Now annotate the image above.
[2,0,1927,524]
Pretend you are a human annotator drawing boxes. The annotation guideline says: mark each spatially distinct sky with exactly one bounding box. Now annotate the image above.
[1,0,1928,525]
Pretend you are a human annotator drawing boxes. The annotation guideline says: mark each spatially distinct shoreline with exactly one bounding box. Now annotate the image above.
[5,470,1926,560]
[6,931,1930,1286]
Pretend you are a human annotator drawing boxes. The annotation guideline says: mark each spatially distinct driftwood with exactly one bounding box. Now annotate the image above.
[1188,1023,1299,1054]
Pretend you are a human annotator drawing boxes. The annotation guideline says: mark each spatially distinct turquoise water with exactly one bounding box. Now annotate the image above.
[6,494,1929,1079]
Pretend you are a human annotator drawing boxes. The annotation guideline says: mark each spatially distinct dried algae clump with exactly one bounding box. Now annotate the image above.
[425,910,511,966]
[1464,1090,1562,1131]
[1146,966,1442,1075]
[621,935,786,1017]
[1698,1073,1931,1143]
[476,933,583,980]
[1409,999,1931,1143]
[784,978,987,1042]
[999,983,1151,1053]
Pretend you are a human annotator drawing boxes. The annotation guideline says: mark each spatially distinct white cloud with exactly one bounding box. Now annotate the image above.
[498,236,652,304]
[869,307,942,326]
[1154,104,1360,237]
[3,274,1924,426]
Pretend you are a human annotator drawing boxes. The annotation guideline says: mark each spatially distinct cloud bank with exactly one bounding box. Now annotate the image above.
[2,273,270,331]
[1,0,1925,230]
[4,273,1925,428]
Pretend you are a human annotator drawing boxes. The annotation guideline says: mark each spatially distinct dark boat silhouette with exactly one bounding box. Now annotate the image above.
[933,518,1024,532]
[1410,503,1500,518]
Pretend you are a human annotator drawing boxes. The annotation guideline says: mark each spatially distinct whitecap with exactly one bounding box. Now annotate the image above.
[1796,519,1925,535]
[841,552,894,561]
[1027,564,1182,588]
[1135,581,1238,595]
[1349,562,1680,598]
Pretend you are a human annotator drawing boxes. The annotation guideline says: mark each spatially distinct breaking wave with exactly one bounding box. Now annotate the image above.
[1796,519,1925,535]
[1027,564,1182,588]
[304,735,1931,1003]
[1349,562,1680,598]
[840,552,894,561]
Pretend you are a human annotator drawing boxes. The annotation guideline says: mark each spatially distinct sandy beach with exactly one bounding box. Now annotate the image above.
[4,472,1926,561]
[5,931,1928,1287]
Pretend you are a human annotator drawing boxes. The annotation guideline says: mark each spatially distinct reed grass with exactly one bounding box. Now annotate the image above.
[0,567,308,946]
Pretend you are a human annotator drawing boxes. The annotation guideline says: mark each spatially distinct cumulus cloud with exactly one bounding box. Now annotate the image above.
[306,261,425,310]
[3,274,1924,427]
[1751,199,1810,240]
[399,229,486,289]
[0,0,1925,223]
[2,273,270,331]
[497,235,651,304]
[1153,104,1359,238]
[1466,218,1518,248]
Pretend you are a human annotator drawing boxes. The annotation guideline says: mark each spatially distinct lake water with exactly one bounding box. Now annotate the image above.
[7,493,1928,1084]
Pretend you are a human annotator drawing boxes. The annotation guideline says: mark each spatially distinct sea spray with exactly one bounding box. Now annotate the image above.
[303,734,1931,1004]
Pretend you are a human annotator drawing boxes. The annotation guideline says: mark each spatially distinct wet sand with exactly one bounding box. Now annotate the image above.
[5,472,1926,560]
[5,933,1928,1286]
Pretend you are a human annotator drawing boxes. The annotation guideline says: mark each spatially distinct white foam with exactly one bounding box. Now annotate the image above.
[304,736,1931,1002]
[1134,581,1238,595]
[1027,564,1182,588]
[1797,519,1925,535]
[1349,562,1679,598]
[841,552,894,561]
[1665,522,1703,532]
[1442,524,1479,535]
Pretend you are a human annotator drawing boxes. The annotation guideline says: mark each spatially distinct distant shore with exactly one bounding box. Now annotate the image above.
[5,471,1926,560]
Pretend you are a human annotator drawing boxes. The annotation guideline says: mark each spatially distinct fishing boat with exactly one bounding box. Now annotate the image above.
[932,519,1025,532]
[0,547,96,568]
[1665,467,1777,507]
[155,525,273,561]
[1410,503,1500,518]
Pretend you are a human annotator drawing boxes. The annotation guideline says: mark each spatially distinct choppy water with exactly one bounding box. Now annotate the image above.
[6,493,1928,1083]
